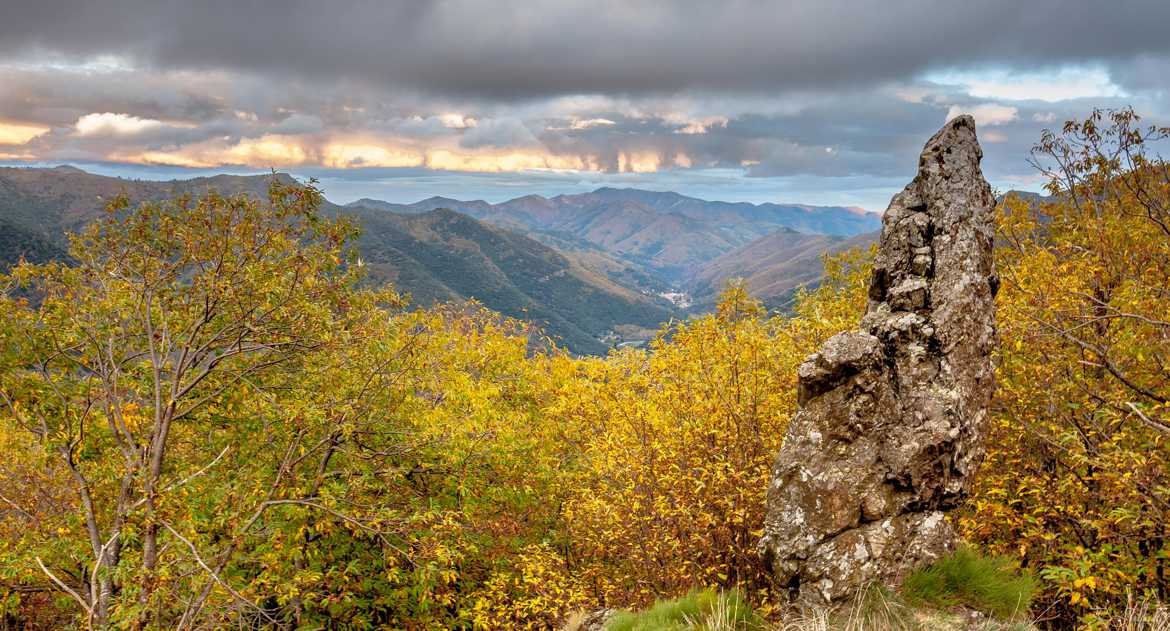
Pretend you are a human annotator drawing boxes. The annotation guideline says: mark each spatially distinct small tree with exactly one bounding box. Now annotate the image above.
[0,179,386,627]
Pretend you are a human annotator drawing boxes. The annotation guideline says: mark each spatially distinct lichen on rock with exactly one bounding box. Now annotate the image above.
[758,115,998,605]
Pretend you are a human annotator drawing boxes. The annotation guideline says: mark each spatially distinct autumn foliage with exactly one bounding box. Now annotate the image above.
[960,109,1170,628]
[1,110,1168,629]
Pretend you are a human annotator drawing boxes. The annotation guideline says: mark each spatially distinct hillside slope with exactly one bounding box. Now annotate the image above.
[348,206,672,354]
[0,217,67,268]
[686,228,878,309]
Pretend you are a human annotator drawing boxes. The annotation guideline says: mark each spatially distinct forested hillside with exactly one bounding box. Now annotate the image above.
[685,228,878,310]
[0,217,65,268]
[348,206,671,354]
[0,111,1167,629]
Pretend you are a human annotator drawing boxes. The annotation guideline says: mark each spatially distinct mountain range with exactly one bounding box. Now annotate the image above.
[348,188,880,284]
[0,165,883,353]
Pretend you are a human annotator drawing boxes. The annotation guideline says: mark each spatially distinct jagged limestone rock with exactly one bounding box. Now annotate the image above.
[758,115,998,605]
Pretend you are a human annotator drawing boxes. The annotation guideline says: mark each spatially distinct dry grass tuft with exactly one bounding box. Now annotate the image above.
[1106,594,1170,631]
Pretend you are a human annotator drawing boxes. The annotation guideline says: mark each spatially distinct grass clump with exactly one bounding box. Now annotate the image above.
[1110,595,1170,631]
[901,546,1034,619]
[776,583,922,631]
[606,589,763,631]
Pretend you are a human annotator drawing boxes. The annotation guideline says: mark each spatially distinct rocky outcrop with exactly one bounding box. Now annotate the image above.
[563,609,616,631]
[758,115,998,605]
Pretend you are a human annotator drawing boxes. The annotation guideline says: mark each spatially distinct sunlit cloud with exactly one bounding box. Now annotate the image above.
[668,115,729,135]
[569,118,617,130]
[946,103,1018,126]
[225,135,308,165]
[927,65,1126,103]
[436,113,477,129]
[323,143,424,168]
[118,134,309,168]
[618,152,660,173]
[76,112,165,136]
[2,54,136,75]
[129,150,218,168]
[426,149,597,172]
[893,87,932,104]
[0,121,49,144]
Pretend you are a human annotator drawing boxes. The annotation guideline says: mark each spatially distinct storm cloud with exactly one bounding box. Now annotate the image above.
[0,0,1167,209]
[2,0,1169,97]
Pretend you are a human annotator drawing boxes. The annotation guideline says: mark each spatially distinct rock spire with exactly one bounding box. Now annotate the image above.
[758,115,998,604]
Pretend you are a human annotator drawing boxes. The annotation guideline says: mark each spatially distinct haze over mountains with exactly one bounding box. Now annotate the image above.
[0,165,882,353]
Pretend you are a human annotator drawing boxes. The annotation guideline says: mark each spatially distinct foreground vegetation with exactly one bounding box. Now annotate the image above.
[0,110,1168,629]
[901,548,1034,620]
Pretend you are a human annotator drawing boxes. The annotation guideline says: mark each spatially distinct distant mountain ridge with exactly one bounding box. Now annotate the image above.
[0,165,301,250]
[347,187,881,282]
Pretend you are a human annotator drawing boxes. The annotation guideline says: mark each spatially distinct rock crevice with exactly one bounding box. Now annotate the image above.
[758,115,998,605]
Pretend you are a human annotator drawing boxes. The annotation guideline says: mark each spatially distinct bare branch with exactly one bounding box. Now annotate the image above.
[161,521,279,626]
[35,556,92,620]
[1126,402,1170,437]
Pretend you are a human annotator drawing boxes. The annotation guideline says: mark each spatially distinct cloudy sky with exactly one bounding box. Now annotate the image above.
[1,0,1167,210]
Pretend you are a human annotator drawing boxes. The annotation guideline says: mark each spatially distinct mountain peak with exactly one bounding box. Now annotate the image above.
[51,165,87,174]
[422,206,465,219]
[590,186,687,199]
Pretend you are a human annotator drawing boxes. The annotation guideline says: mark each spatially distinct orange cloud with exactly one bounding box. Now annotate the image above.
[130,151,217,168]
[224,135,308,165]
[0,121,49,145]
[426,149,595,172]
[322,143,424,168]
[618,151,660,173]
[117,134,309,168]
[64,125,695,175]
